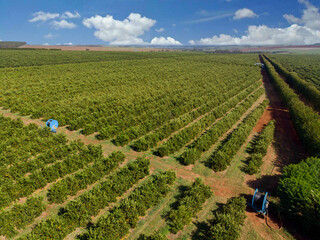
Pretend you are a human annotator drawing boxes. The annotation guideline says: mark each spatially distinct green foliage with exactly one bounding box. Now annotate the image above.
[0,143,102,208]
[20,158,150,240]
[194,197,246,240]
[208,100,269,172]
[178,86,264,165]
[277,157,320,237]
[268,54,320,91]
[245,120,275,174]
[155,82,264,157]
[47,151,125,203]
[137,232,169,240]
[167,178,212,233]
[262,55,320,155]
[132,80,262,151]
[0,53,261,144]
[0,197,46,238]
[79,170,176,240]
[180,148,201,165]
[266,55,320,112]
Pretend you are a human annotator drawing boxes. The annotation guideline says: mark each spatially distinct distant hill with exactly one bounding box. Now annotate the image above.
[0,41,26,48]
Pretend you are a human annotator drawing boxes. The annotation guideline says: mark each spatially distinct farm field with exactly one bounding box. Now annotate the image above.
[267,54,320,90]
[0,50,319,240]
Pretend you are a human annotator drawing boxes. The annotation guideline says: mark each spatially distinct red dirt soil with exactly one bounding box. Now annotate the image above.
[242,61,308,240]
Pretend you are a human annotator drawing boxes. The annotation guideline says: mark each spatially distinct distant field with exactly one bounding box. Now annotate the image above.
[0,49,187,68]
[240,45,320,54]
[0,52,261,141]
[19,44,174,52]
[268,54,320,89]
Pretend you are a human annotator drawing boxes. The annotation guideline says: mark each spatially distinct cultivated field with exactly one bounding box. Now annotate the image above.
[0,50,319,240]
[267,54,320,90]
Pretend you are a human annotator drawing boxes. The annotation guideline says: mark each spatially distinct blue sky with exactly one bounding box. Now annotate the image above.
[0,0,320,45]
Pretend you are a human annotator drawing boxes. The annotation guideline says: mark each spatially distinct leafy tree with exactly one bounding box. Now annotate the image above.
[277,157,320,237]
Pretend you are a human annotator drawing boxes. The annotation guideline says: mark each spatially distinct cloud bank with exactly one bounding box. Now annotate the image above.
[151,37,182,45]
[83,13,180,45]
[189,0,320,45]
[83,13,156,45]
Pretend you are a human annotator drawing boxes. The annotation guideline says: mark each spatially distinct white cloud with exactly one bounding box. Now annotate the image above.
[233,8,258,20]
[51,20,77,29]
[156,27,165,32]
[29,11,59,22]
[189,24,320,45]
[283,14,301,24]
[44,33,55,39]
[284,0,320,30]
[190,1,320,45]
[83,13,156,45]
[42,43,49,45]
[61,11,81,19]
[172,23,176,27]
[187,13,233,24]
[151,37,182,45]
[63,42,73,45]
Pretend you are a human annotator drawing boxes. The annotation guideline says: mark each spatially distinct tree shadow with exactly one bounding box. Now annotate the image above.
[191,202,225,240]
[246,174,280,195]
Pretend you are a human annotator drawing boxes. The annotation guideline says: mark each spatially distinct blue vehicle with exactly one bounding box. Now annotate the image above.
[46,119,59,133]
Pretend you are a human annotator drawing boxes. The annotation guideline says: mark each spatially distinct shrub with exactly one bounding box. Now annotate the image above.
[277,157,320,237]
[179,148,201,165]
[245,120,275,174]
[194,197,246,240]
[167,178,212,233]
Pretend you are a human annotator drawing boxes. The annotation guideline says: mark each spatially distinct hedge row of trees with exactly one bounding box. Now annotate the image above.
[179,87,265,165]
[167,178,212,233]
[115,79,261,147]
[79,170,176,240]
[154,84,264,157]
[0,115,69,168]
[0,54,261,142]
[194,197,246,240]
[262,55,320,155]
[19,158,150,240]
[0,197,46,238]
[47,151,125,203]
[265,55,320,112]
[97,84,214,140]
[245,120,275,174]
[277,157,320,238]
[267,54,320,90]
[208,100,269,172]
[0,144,102,209]
[133,80,262,152]
[0,141,81,185]
[0,50,184,68]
